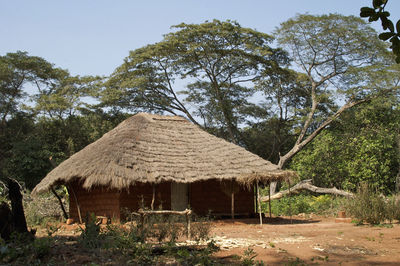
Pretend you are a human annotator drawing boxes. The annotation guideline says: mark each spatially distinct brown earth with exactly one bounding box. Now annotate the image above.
[35,215,400,265]
[211,216,400,265]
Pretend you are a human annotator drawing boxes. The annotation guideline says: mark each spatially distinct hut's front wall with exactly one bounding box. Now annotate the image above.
[190,179,255,216]
[120,182,171,220]
[69,179,255,222]
[69,181,121,222]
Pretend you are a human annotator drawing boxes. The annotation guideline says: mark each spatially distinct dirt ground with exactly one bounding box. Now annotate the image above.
[36,215,400,265]
[211,216,400,265]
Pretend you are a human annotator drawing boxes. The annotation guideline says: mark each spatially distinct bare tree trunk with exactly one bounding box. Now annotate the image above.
[261,179,353,202]
[268,98,371,195]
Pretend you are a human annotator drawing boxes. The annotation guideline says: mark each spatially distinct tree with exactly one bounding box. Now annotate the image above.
[360,0,400,63]
[291,97,400,194]
[103,20,288,143]
[0,51,109,189]
[272,14,395,170]
[0,51,59,133]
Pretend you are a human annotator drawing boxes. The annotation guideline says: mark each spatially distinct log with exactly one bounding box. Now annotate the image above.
[138,209,192,215]
[260,179,353,202]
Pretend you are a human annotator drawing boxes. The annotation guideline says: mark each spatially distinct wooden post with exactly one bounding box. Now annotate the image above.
[51,187,68,219]
[288,179,292,224]
[186,210,191,240]
[151,184,156,210]
[268,183,272,218]
[231,180,235,220]
[69,185,82,224]
[256,182,262,226]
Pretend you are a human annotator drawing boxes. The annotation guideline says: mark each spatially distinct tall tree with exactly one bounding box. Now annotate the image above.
[0,51,58,132]
[272,14,396,171]
[291,97,400,194]
[103,20,288,143]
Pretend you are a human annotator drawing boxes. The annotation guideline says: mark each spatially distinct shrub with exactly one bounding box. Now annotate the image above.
[172,240,219,265]
[344,183,387,225]
[78,213,103,248]
[190,214,212,242]
[385,195,400,223]
[24,191,67,227]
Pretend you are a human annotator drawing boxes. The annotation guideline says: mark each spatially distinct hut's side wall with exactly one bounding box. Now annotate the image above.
[119,182,171,220]
[69,181,121,222]
[190,179,255,216]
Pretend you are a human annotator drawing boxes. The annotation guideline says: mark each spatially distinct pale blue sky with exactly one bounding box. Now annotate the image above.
[1,0,399,77]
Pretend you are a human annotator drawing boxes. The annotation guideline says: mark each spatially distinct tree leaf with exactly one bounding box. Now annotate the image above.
[360,7,376,17]
[387,20,395,32]
[396,20,400,33]
[369,14,380,22]
[373,0,383,9]
[379,32,395,41]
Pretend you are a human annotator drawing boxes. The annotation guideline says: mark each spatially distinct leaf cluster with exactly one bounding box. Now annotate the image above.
[360,0,400,63]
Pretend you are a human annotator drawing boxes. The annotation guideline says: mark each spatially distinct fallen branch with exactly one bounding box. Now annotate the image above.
[260,179,353,202]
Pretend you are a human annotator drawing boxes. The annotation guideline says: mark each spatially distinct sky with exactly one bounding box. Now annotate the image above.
[1,0,400,77]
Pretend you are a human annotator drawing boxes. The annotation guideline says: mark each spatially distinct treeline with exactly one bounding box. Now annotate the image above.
[1,14,399,193]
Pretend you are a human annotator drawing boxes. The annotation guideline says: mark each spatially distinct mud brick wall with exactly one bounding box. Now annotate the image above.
[69,181,121,222]
[189,179,255,216]
[68,179,254,221]
[119,182,171,219]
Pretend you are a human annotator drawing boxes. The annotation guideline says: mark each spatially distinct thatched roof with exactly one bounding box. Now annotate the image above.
[33,113,295,194]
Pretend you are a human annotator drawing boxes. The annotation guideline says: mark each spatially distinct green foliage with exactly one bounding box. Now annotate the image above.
[0,233,52,264]
[290,99,400,194]
[262,194,342,216]
[240,248,264,266]
[105,19,288,142]
[78,213,103,249]
[171,240,219,265]
[360,0,400,63]
[75,211,215,264]
[270,13,395,169]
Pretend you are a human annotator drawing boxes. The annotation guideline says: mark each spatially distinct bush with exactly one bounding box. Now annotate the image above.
[24,191,67,227]
[190,214,212,242]
[78,213,103,248]
[345,183,387,225]
[384,195,400,223]
[262,194,342,216]
[74,210,216,264]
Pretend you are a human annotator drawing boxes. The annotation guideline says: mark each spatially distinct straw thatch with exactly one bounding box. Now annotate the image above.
[33,113,294,194]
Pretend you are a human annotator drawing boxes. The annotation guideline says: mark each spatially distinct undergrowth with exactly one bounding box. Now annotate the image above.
[75,211,218,264]
[262,194,344,216]
[0,233,52,265]
[345,183,400,225]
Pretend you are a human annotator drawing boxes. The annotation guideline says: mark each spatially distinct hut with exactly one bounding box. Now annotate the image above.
[32,113,293,222]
